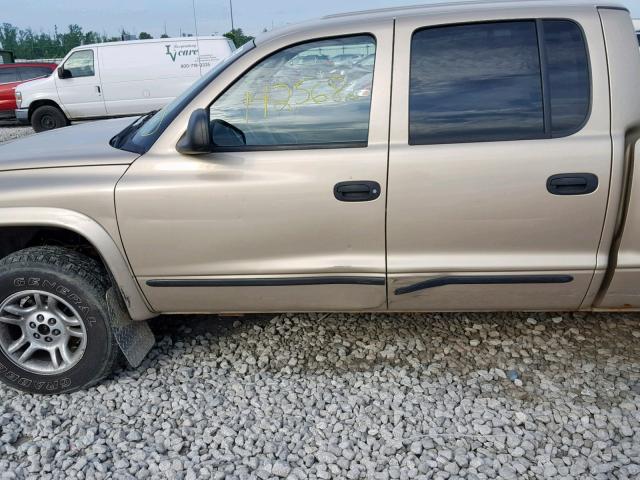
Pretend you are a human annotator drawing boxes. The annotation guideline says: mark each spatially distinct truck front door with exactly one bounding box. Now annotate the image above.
[116,24,393,313]
[55,48,106,119]
[387,8,612,311]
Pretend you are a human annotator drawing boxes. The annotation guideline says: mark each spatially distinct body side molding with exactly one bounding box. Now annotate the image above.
[147,276,386,288]
[395,275,574,296]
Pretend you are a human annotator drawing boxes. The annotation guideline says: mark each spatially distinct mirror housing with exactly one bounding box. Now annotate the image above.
[176,108,212,155]
[57,67,71,79]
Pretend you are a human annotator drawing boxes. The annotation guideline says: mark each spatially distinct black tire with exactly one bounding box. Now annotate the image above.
[31,105,68,132]
[0,246,120,394]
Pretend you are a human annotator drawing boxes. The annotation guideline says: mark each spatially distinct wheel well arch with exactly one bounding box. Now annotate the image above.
[0,226,101,265]
[0,209,155,320]
[28,99,66,122]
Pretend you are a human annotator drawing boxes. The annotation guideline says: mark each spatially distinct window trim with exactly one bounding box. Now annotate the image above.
[63,49,95,78]
[407,18,592,146]
[206,33,377,152]
[543,19,592,138]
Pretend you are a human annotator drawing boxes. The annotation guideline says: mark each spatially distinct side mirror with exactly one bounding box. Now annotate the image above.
[57,67,71,79]
[176,108,212,155]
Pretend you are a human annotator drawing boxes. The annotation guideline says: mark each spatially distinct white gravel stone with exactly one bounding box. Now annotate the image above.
[272,460,291,477]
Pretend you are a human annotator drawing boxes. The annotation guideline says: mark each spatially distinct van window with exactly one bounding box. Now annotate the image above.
[0,67,18,84]
[543,21,590,135]
[409,21,544,145]
[209,35,376,149]
[63,50,95,78]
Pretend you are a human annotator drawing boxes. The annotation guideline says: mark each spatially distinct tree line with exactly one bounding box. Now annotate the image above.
[0,23,254,59]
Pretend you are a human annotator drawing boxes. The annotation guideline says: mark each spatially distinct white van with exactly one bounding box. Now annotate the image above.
[15,36,234,131]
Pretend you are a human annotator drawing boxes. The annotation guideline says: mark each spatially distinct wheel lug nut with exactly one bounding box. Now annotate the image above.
[48,318,56,325]
[34,333,40,339]
[37,314,44,321]
[45,337,52,342]
[29,322,36,328]
[52,329,60,336]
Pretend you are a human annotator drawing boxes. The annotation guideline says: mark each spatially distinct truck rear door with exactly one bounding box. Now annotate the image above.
[386,6,612,311]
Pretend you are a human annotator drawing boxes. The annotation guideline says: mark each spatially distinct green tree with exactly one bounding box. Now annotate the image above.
[223,28,253,47]
[0,23,19,53]
[0,21,252,59]
[139,32,153,40]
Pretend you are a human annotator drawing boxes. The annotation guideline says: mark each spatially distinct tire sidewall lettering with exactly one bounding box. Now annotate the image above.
[11,277,94,330]
[0,363,71,391]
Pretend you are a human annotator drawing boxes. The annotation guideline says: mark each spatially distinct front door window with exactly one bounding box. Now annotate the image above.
[209,35,376,148]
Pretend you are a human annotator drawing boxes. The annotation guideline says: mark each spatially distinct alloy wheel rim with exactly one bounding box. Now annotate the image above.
[0,291,87,375]
[41,115,55,129]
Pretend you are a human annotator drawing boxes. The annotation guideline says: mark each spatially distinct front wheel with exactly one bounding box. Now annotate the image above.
[30,105,68,132]
[0,247,120,394]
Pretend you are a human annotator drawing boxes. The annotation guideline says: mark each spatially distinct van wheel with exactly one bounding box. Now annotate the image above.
[31,105,68,132]
[0,246,120,394]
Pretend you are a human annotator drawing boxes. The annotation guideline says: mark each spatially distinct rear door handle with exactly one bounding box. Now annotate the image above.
[547,173,598,195]
[334,181,381,202]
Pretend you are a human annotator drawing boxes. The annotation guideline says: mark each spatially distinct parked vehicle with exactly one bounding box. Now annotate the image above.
[0,50,15,64]
[0,0,639,393]
[15,36,235,132]
[0,63,57,119]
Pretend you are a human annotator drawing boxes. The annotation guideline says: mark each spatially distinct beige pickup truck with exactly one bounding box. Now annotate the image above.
[0,0,639,393]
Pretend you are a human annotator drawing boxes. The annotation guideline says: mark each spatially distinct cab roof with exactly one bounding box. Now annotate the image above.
[256,0,627,45]
[323,0,626,19]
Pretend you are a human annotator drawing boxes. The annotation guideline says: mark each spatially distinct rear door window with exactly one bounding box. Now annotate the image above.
[409,21,544,145]
[409,20,591,145]
[543,21,590,135]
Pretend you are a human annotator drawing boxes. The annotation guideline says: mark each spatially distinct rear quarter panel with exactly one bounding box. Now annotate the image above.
[584,8,640,310]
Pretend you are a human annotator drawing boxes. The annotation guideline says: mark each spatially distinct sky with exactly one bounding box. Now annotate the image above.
[2,0,640,38]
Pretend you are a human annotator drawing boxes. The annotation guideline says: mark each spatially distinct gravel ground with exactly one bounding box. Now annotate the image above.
[0,123,34,143]
[0,312,638,480]
[0,126,639,479]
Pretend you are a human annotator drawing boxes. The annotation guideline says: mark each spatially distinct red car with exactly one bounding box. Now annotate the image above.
[0,62,57,119]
